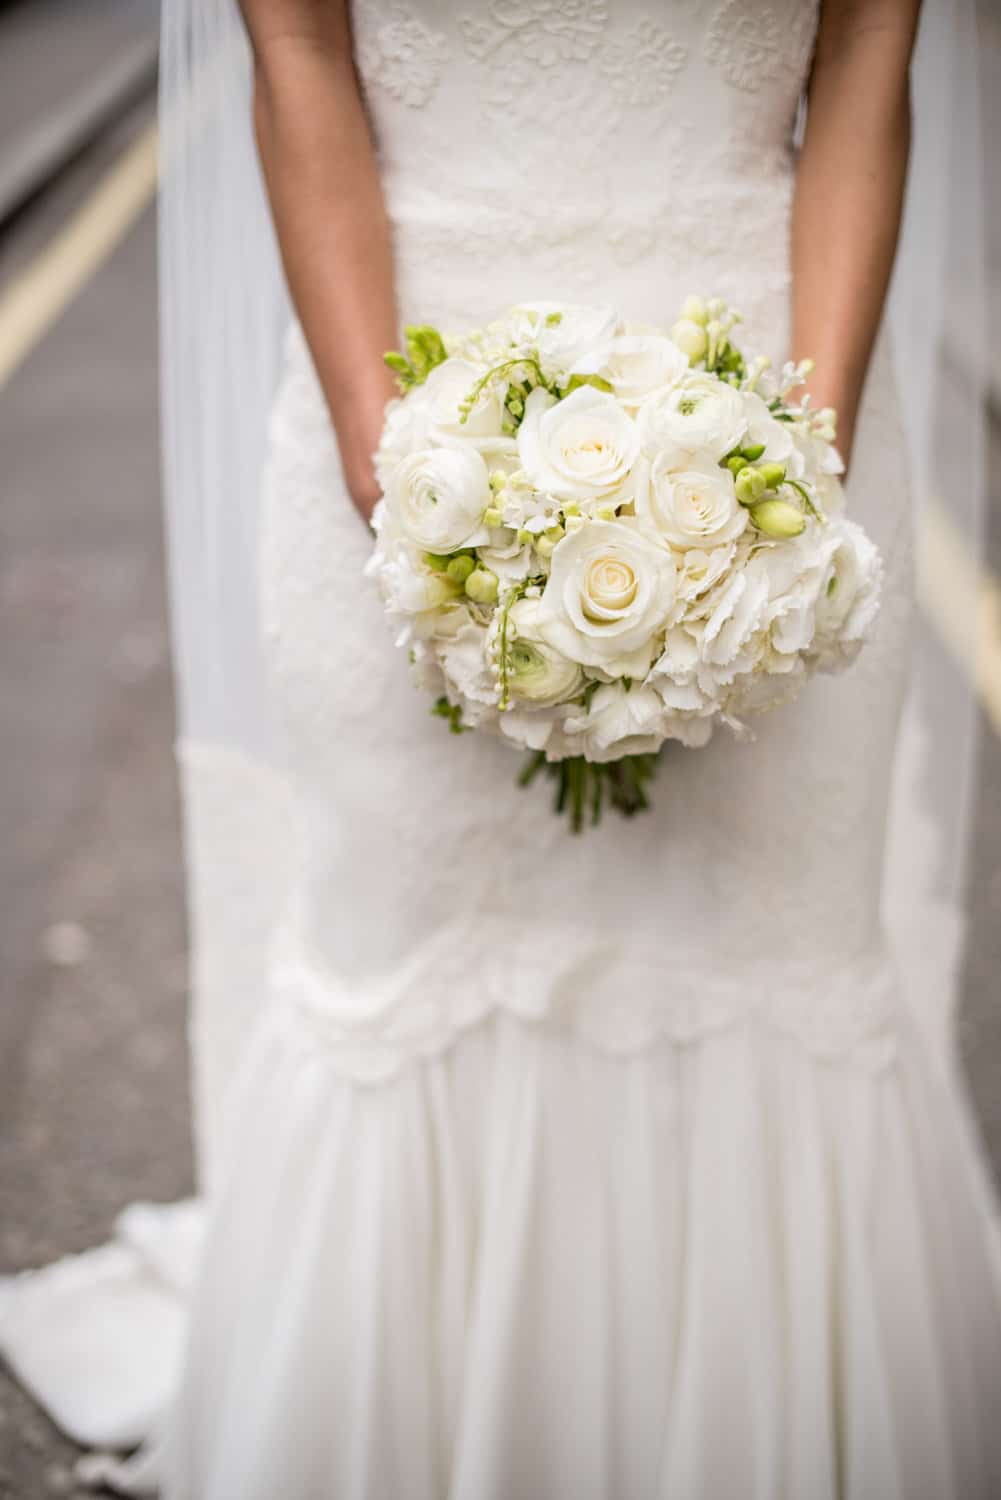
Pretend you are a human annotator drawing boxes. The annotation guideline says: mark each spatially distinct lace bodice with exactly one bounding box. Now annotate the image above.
[352,0,820,345]
[254,0,915,1081]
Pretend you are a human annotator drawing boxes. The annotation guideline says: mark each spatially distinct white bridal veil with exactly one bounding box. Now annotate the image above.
[158,0,988,1183]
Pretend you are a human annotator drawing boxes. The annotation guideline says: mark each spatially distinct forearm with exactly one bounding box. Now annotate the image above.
[246,14,398,514]
[791,0,920,462]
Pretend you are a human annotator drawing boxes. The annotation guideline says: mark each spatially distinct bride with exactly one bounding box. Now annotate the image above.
[5,0,1001,1496]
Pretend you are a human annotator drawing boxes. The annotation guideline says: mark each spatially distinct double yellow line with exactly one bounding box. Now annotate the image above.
[1,119,999,739]
[0,122,158,387]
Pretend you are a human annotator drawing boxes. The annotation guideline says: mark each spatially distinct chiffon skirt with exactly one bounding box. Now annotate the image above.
[163,980,1001,1500]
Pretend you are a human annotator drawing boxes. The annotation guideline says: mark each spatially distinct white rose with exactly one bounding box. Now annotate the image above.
[538,519,676,675]
[513,302,620,380]
[517,386,640,508]
[638,373,747,465]
[563,681,668,761]
[605,334,688,409]
[388,444,491,551]
[423,358,514,454]
[505,596,584,707]
[636,458,748,552]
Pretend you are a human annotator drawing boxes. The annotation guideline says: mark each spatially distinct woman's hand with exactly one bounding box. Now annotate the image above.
[239,0,399,523]
[336,379,396,525]
[791,0,922,469]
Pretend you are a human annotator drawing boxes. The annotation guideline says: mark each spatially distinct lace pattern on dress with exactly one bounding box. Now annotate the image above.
[274,915,901,1083]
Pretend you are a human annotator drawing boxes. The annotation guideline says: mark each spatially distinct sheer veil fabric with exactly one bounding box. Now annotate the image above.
[0,1,999,1495]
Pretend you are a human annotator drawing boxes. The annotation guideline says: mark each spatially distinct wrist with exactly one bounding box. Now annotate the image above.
[331,376,394,520]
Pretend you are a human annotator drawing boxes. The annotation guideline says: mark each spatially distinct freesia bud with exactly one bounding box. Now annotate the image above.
[750,499,806,538]
[727,455,748,476]
[446,554,476,584]
[758,462,787,489]
[423,551,451,571]
[517,528,534,546]
[483,506,503,528]
[465,567,499,604]
[740,443,766,462]
[735,466,767,506]
[672,318,709,363]
[680,295,709,327]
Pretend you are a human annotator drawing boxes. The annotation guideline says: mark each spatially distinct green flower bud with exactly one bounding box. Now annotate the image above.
[726,455,748,476]
[740,442,766,461]
[597,505,617,522]
[423,551,452,571]
[545,525,564,542]
[517,528,534,546]
[465,567,499,604]
[535,534,557,560]
[446,554,476,584]
[672,318,708,363]
[749,499,806,538]
[488,470,507,491]
[758,461,787,490]
[680,295,709,327]
[735,466,767,506]
[483,506,503,528]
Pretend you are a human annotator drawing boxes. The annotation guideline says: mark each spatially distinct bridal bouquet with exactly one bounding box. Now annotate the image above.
[368,298,881,830]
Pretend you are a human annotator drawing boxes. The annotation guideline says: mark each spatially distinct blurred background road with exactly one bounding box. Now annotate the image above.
[0,1,999,1494]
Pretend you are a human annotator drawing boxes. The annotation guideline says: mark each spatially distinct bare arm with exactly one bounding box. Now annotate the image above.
[238,0,398,519]
[791,0,921,464]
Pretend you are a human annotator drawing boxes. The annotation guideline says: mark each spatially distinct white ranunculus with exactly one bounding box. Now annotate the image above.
[517,386,640,508]
[605,334,688,409]
[563,682,668,761]
[505,596,584,707]
[423,358,514,453]
[538,519,676,675]
[813,521,882,661]
[388,444,492,551]
[638,373,747,465]
[636,458,748,552]
[513,301,620,380]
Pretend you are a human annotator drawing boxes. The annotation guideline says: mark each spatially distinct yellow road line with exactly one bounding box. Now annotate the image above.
[918,496,1001,739]
[0,122,158,388]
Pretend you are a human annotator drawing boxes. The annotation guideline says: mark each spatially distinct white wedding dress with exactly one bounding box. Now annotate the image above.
[157,3,1001,1496]
[5,2,1001,1497]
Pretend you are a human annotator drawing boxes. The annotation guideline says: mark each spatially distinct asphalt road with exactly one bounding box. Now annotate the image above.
[1,24,1000,1500]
